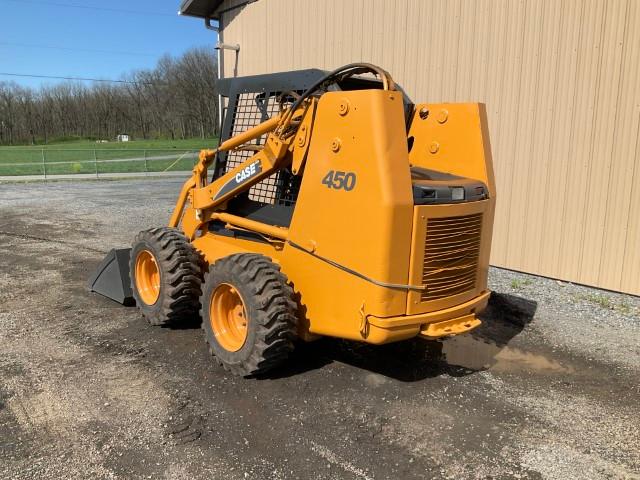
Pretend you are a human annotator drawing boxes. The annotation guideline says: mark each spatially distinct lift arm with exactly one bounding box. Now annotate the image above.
[168,99,316,236]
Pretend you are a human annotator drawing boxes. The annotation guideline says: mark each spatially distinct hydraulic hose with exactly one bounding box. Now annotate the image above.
[280,63,396,131]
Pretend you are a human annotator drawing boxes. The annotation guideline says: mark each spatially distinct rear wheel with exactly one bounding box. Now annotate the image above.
[201,253,297,376]
[130,227,202,326]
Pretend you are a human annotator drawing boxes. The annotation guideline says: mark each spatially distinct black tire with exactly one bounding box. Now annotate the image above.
[201,253,297,376]
[130,227,202,326]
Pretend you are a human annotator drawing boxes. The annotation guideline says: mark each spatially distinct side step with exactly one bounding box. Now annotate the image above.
[87,248,135,306]
[419,314,481,339]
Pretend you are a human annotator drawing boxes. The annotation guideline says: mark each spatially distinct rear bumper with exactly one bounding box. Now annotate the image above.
[363,290,490,344]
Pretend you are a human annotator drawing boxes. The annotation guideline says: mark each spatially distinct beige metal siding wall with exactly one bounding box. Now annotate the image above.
[218,0,640,295]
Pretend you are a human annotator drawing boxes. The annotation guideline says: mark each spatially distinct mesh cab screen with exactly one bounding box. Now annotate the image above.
[218,92,300,206]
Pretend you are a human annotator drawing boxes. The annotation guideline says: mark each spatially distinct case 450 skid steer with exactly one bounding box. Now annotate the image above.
[89,64,496,376]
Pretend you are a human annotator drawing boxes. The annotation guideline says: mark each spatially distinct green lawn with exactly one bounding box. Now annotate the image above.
[0,138,219,176]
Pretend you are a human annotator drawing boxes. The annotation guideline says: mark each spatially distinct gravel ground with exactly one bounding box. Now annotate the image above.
[0,178,638,480]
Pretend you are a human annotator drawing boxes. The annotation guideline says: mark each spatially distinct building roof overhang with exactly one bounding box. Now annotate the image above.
[178,0,224,19]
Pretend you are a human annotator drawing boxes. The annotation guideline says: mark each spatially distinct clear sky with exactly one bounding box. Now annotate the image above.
[0,0,216,88]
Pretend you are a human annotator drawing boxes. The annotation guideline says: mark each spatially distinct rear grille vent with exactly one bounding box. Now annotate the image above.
[422,213,482,301]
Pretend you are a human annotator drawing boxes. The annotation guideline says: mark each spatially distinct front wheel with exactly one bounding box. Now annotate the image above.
[130,227,202,326]
[201,253,297,376]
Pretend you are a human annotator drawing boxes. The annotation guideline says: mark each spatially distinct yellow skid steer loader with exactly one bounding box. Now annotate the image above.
[89,64,495,376]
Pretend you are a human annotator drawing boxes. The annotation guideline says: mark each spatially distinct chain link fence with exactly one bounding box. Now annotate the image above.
[0,149,200,180]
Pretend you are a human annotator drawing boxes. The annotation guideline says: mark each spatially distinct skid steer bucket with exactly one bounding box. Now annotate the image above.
[87,248,135,306]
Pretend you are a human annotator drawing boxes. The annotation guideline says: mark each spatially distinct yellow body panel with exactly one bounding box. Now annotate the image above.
[286,90,414,323]
[407,103,496,197]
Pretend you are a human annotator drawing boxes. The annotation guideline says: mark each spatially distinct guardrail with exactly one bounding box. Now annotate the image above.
[0,148,201,181]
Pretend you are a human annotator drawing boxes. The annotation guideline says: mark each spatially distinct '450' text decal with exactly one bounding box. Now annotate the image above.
[322,170,356,191]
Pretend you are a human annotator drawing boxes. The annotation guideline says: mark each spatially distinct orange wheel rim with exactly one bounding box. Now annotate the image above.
[135,250,160,305]
[209,283,248,352]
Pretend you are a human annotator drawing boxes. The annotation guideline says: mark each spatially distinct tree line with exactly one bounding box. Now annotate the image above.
[0,47,218,145]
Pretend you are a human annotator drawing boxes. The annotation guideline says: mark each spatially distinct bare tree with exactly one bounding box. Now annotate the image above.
[0,47,218,145]
[0,82,18,145]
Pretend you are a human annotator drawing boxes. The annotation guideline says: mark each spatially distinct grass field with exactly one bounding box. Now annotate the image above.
[0,138,219,176]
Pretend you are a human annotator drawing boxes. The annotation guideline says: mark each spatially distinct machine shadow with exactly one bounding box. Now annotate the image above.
[167,314,203,330]
[263,292,538,382]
